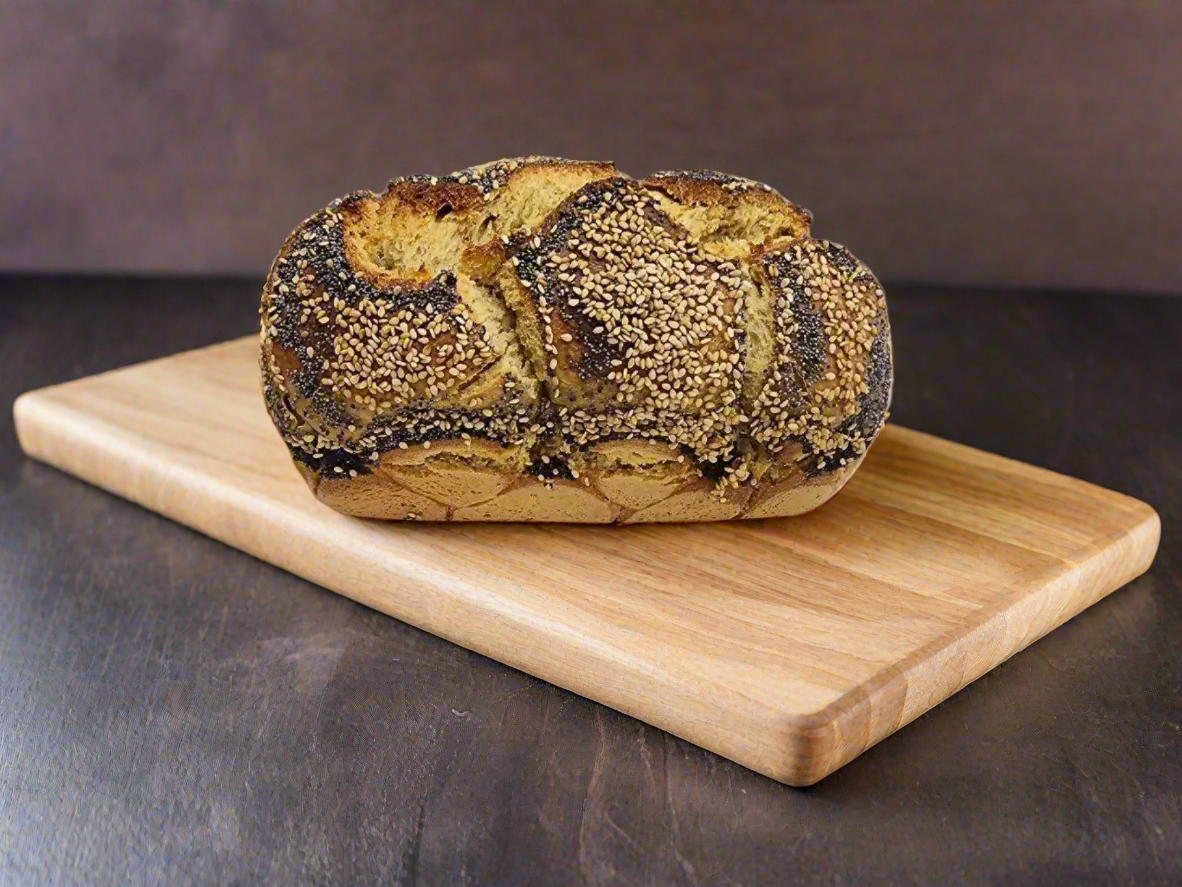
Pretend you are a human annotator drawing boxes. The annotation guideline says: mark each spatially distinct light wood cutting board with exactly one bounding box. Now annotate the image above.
[13,337,1160,785]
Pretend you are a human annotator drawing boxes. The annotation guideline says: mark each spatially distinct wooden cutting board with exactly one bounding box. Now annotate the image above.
[13,337,1160,785]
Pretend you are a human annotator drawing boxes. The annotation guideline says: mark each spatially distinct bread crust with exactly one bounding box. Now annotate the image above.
[260,157,892,522]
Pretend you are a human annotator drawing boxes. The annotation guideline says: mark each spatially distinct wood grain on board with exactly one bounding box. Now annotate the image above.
[13,337,1160,784]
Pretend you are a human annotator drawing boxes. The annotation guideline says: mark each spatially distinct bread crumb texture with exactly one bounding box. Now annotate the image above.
[260,157,892,522]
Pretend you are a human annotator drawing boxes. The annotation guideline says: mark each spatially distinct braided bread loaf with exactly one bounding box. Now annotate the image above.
[260,157,892,522]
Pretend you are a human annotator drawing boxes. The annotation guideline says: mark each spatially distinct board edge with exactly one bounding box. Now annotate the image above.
[775,500,1161,786]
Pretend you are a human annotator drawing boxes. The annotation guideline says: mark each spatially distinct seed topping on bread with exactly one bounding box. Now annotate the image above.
[260,157,892,519]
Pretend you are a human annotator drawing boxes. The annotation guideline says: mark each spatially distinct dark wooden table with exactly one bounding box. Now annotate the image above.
[1,276,1179,886]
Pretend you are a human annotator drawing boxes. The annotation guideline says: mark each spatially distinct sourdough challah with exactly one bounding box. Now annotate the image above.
[260,157,892,522]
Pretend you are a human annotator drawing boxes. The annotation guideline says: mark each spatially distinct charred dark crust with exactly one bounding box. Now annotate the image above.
[857,323,893,439]
[384,178,485,215]
[791,297,827,385]
[510,177,634,387]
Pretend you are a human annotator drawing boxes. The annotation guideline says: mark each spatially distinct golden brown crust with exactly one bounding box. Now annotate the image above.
[260,157,892,523]
[642,169,812,226]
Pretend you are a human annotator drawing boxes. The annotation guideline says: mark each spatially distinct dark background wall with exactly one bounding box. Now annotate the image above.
[2,0,1180,293]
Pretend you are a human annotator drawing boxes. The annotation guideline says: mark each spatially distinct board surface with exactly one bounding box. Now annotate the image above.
[13,337,1160,785]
